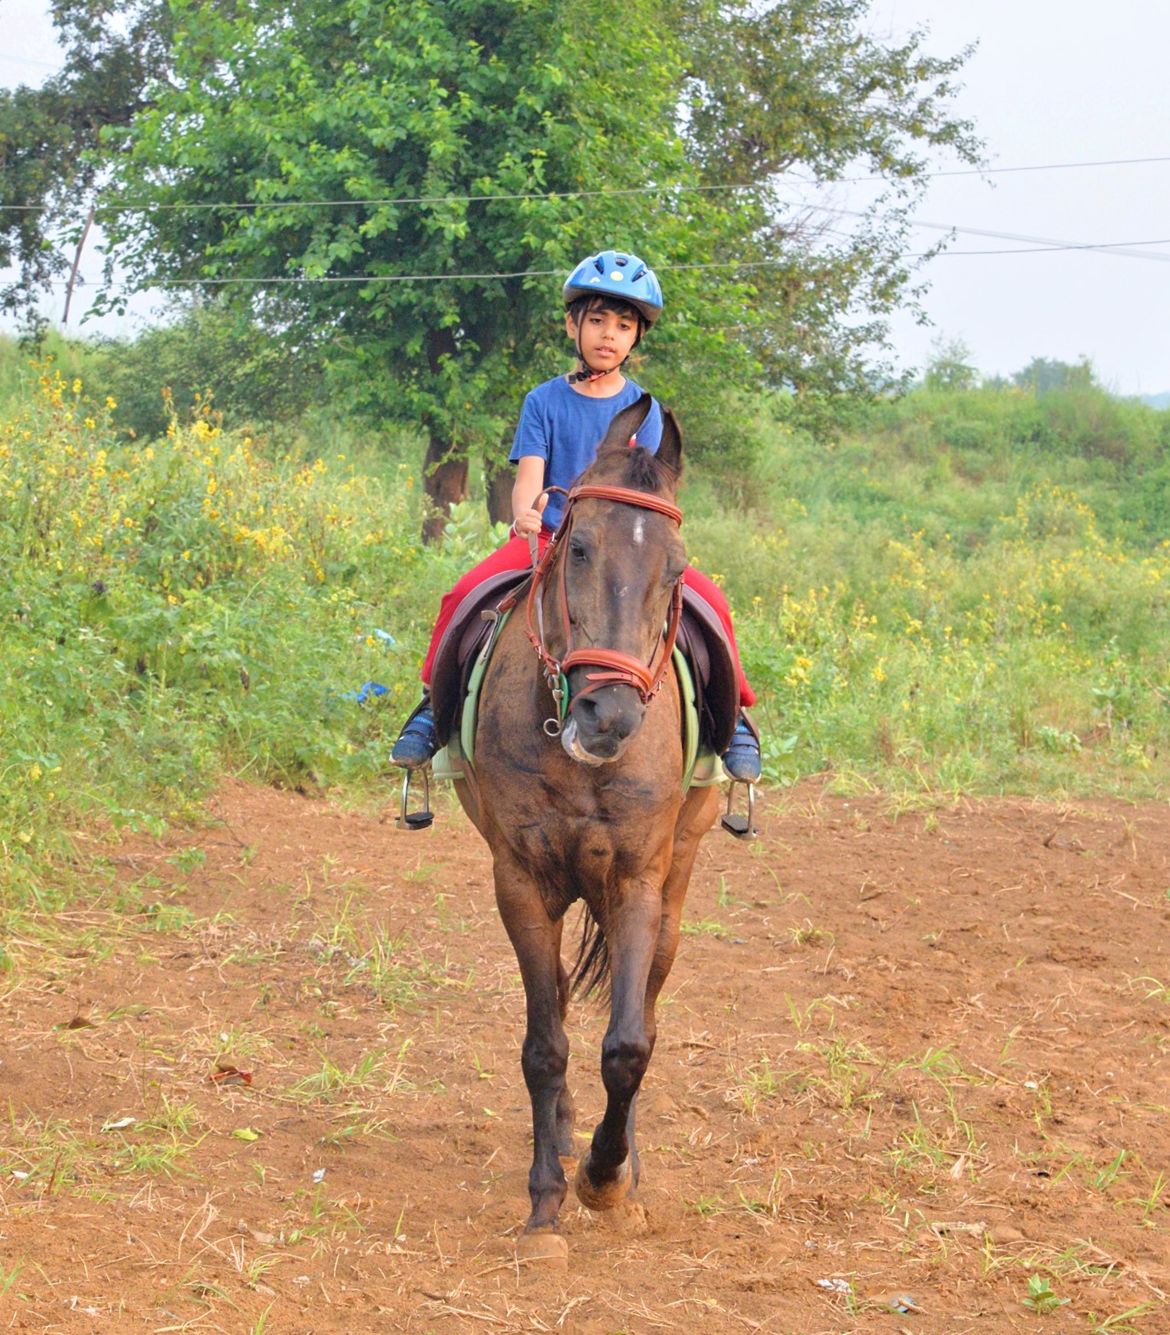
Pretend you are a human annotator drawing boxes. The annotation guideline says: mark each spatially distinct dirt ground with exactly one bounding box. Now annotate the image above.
[2,778,1169,1334]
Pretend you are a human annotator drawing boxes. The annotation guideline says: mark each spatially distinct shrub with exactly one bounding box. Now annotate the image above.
[90,302,325,441]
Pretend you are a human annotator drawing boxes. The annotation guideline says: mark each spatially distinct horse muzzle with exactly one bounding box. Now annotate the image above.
[561,685,644,766]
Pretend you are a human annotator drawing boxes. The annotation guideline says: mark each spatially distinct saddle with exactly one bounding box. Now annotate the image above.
[428,569,740,765]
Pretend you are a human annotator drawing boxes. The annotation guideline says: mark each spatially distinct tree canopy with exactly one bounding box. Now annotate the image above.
[4,0,979,525]
[0,0,170,335]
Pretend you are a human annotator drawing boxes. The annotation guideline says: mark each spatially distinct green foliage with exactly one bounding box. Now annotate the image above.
[685,380,1170,791]
[1012,355,1095,396]
[97,0,752,478]
[868,377,1164,494]
[924,337,978,393]
[5,356,1169,900]
[1021,1274,1070,1315]
[90,303,326,441]
[0,360,446,897]
[0,0,172,333]
[55,0,977,503]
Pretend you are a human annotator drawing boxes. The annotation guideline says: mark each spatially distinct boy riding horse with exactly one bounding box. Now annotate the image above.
[391,248,761,782]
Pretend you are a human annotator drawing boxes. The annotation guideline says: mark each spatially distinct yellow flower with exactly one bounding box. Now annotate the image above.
[106,395,117,409]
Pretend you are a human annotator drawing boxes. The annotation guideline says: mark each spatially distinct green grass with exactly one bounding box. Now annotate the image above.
[687,388,1170,793]
[2,342,1169,903]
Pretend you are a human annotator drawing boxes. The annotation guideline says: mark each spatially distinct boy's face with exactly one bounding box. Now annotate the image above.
[566,302,641,373]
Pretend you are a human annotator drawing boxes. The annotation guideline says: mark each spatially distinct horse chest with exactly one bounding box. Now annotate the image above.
[494,790,675,901]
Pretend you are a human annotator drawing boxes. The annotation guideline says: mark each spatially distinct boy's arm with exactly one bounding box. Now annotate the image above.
[511,455,548,537]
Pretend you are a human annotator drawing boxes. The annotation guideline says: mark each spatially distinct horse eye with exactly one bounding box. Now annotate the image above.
[569,539,589,564]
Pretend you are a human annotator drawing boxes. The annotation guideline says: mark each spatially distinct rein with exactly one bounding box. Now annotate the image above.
[523,482,684,735]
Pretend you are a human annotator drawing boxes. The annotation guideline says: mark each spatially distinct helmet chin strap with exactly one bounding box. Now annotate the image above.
[568,357,627,385]
[566,327,636,385]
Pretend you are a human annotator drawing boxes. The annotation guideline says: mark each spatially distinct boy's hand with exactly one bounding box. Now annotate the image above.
[513,492,548,537]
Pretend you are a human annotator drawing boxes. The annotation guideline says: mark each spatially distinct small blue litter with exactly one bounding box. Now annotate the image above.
[371,629,398,647]
[884,1294,919,1314]
[343,681,390,704]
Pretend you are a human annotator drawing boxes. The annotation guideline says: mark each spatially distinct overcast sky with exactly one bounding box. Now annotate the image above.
[2,0,1168,395]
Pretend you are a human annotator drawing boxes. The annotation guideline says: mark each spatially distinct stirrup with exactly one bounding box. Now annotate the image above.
[721,780,757,839]
[396,766,434,831]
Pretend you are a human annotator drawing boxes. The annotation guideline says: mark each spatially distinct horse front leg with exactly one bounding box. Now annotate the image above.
[576,791,719,1214]
[554,947,577,1164]
[575,885,661,1212]
[494,863,572,1241]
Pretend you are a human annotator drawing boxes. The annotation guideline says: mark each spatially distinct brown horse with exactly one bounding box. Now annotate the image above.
[453,397,721,1261]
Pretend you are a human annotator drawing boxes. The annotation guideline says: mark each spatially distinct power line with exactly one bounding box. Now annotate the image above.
[788,153,1170,186]
[12,204,1170,274]
[38,234,1170,292]
[0,52,64,73]
[926,239,1170,258]
[800,205,1170,263]
[3,153,1170,215]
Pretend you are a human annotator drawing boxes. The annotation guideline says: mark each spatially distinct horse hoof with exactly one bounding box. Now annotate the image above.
[516,1230,568,1270]
[574,1154,632,1212]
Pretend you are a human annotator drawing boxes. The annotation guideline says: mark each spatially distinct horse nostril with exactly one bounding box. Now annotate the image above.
[574,689,639,743]
[576,695,600,727]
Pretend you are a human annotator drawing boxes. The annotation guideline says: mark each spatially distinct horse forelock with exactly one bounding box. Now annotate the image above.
[585,443,678,498]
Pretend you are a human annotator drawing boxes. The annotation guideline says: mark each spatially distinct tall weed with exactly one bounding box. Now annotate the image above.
[0,361,471,897]
[2,356,1169,900]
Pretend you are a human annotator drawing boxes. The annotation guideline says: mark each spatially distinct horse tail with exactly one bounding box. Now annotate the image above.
[569,903,611,1001]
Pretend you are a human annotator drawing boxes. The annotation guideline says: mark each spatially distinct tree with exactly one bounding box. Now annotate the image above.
[9,1,979,532]
[1012,356,1095,396]
[92,300,325,440]
[0,0,171,335]
[924,336,978,391]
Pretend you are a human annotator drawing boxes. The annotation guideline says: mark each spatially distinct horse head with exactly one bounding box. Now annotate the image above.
[547,394,687,766]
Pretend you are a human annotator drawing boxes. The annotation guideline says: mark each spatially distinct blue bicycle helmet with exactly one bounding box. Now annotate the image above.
[563,249,664,327]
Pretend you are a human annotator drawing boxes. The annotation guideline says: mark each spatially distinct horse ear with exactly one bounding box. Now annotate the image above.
[656,407,683,476]
[598,393,653,451]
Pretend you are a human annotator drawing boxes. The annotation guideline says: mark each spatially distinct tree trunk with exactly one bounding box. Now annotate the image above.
[484,452,513,527]
[421,430,468,544]
[420,326,467,544]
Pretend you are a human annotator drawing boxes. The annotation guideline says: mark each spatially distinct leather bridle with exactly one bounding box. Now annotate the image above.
[522,483,684,735]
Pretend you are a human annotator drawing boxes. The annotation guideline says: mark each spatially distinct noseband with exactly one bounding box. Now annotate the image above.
[523,483,684,735]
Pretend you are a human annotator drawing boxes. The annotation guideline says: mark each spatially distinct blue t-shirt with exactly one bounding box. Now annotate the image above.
[509,375,663,531]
